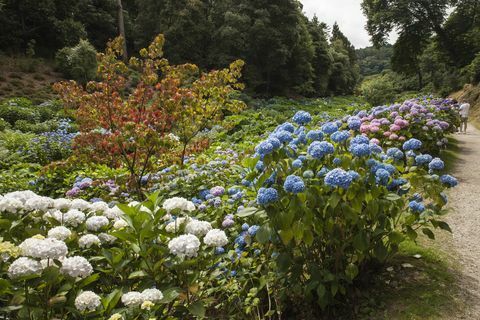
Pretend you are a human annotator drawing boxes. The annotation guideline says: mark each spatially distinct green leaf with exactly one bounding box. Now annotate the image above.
[256,225,271,244]
[188,300,206,318]
[279,228,293,245]
[329,193,341,209]
[236,207,258,218]
[406,226,418,241]
[345,263,359,281]
[385,193,401,201]
[437,221,452,233]
[128,270,148,279]
[374,242,388,261]
[388,231,405,244]
[159,287,181,303]
[353,232,368,251]
[316,284,326,297]
[422,228,435,239]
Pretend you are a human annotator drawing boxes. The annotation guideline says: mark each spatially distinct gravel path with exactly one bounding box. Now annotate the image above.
[443,124,480,319]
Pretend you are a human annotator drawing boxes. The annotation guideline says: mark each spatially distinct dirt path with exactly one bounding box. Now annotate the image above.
[443,124,480,319]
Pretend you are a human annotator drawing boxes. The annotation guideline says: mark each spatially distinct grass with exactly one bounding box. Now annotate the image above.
[441,135,461,172]
[357,240,463,320]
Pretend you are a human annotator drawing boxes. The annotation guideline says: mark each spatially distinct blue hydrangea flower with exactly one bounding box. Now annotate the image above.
[366,159,377,167]
[293,111,312,125]
[256,188,279,205]
[322,122,339,134]
[276,122,295,133]
[415,154,433,165]
[403,138,422,151]
[272,130,293,143]
[406,150,416,158]
[248,225,260,236]
[215,247,225,255]
[387,147,404,160]
[255,160,265,171]
[409,200,425,213]
[369,143,383,154]
[241,179,252,187]
[350,135,370,146]
[387,178,407,190]
[228,187,240,195]
[255,140,274,155]
[268,137,282,149]
[375,168,390,185]
[333,157,342,165]
[411,193,423,202]
[428,158,445,170]
[307,141,335,159]
[292,159,303,168]
[440,174,458,187]
[350,143,371,157]
[317,167,329,177]
[347,170,360,181]
[235,235,246,247]
[331,130,351,143]
[303,170,314,179]
[199,189,210,200]
[298,155,307,161]
[324,168,353,189]
[242,223,249,231]
[347,116,362,130]
[306,130,324,141]
[284,175,306,193]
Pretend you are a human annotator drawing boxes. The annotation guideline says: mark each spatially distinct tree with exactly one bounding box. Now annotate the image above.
[307,17,333,95]
[54,35,245,196]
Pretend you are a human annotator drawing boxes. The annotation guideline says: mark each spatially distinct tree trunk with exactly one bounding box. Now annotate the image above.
[117,0,128,61]
[417,69,423,90]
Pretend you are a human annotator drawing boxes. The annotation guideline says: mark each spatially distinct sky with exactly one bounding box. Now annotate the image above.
[300,0,397,49]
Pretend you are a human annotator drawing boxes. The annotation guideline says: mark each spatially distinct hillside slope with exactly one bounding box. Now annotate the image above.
[450,84,480,126]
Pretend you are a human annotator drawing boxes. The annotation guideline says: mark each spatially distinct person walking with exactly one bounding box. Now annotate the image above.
[459,101,471,134]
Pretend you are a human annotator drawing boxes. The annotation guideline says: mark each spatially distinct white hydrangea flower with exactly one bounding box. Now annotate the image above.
[85,216,109,231]
[162,197,195,213]
[0,197,23,214]
[168,234,200,259]
[204,229,228,247]
[165,217,190,233]
[47,226,72,241]
[167,133,180,142]
[75,291,101,312]
[141,288,163,302]
[78,234,101,248]
[43,209,64,223]
[89,201,109,213]
[121,291,144,307]
[185,220,212,237]
[54,198,71,210]
[24,196,54,212]
[113,219,128,229]
[8,257,42,278]
[19,238,68,259]
[104,206,123,220]
[108,314,124,320]
[64,209,86,227]
[98,233,116,244]
[60,256,93,278]
[70,199,91,211]
[4,190,38,204]
[128,201,140,207]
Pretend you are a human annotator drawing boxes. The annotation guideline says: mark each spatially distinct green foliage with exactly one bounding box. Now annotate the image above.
[55,40,97,84]
[359,71,403,105]
[356,45,393,77]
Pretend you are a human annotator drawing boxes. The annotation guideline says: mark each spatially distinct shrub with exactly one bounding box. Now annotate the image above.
[54,35,244,196]
[55,39,97,84]
[240,98,458,310]
[359,71,402,106]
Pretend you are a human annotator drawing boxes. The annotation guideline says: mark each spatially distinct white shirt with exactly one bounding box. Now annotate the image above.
[459,103,470,118]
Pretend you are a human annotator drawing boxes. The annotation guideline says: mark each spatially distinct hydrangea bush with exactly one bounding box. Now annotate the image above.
[240,98,458,308]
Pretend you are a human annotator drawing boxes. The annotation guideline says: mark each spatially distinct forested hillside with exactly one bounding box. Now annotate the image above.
[0,0,359,97]
[356,45,393,78]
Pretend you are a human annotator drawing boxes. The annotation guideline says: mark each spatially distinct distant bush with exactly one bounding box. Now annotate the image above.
[0,118,10,131]
[463,53,480,85]
[55,39,97,84]
[0,104,39,125]
[359,71,402,106]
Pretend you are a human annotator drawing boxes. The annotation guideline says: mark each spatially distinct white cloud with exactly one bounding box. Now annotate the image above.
[299,0,397,48]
